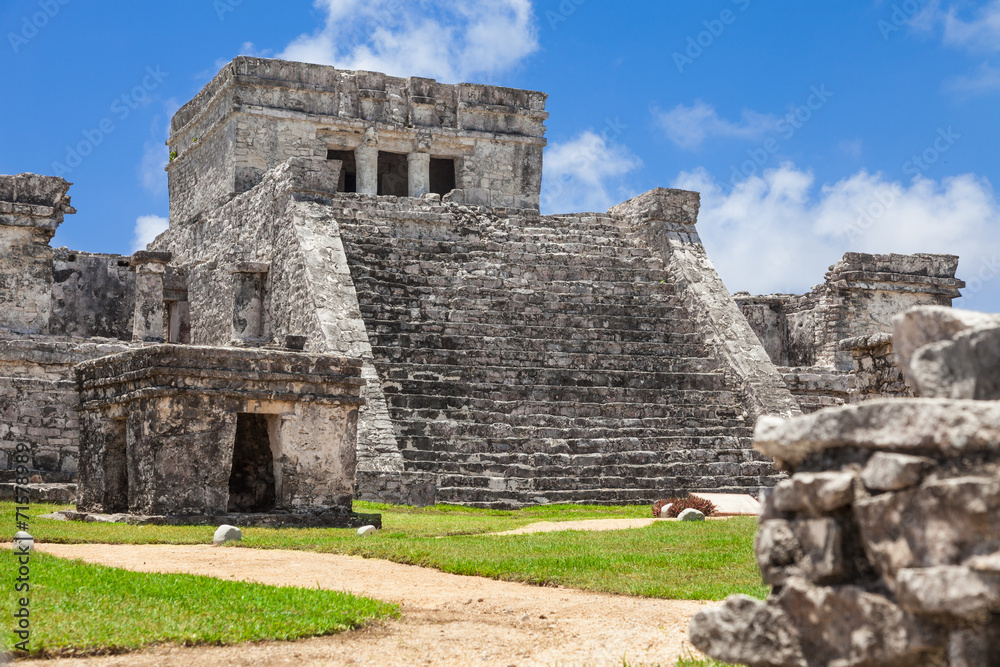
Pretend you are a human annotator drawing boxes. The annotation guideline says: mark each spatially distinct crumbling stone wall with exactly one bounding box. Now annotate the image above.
[690,306,1000,667]
[839,332,913,400]
[737,253,964,413]
[0,338,128,483]
[166,56,547,225]
[0,174,75,334]
[49,249,136,340]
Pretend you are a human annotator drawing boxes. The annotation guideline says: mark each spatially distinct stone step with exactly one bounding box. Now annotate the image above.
[370,338,709,358]
[378,364,729,390]
[372,347,718,373]
[385,393,742,418]
[367,321,707,342]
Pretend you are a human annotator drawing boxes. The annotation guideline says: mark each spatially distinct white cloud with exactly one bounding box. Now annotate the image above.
[654,101,778,150]
[940,0,1000,53]
[132,215,169,252]
[672,163,1000,309]
[540,130,642,214]
[278,0,539,82]
[949,61,1000,93]
[138,98,180,195]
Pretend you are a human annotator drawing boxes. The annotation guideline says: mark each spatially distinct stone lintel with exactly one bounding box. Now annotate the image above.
[839,332,894,351]
[232,261,270,274]
[76,344,366,407]
[130,251,173,267]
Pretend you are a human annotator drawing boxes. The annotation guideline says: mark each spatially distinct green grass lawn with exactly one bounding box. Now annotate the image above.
[0,550,397,658]
[5,502,756,664]
[6,501,767,601]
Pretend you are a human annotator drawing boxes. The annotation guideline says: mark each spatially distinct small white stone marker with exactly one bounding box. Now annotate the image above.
[678,508,706,522]
[658,503,673,518]
[213,524,242,545]
[357,525,378,537]
[13,531,34,553]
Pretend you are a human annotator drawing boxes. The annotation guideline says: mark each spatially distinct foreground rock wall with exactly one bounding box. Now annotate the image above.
[690,306,1000,667]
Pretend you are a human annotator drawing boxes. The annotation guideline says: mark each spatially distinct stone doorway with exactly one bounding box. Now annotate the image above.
[227,413,277,512]
[103,419,129,513]
[430,158,456,196]
[377,152,408,196]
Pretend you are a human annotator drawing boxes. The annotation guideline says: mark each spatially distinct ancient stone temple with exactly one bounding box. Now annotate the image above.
[0,56,969,510]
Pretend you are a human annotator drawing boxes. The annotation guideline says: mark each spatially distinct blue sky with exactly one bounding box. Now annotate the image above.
[2,0,999,311]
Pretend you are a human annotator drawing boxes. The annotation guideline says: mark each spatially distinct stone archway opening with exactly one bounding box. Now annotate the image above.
[228,413,277,512]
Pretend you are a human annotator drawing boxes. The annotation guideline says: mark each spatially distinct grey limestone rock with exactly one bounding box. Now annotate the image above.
[860,452,934,492]
[678,508,705,521]
[213,524,242,545]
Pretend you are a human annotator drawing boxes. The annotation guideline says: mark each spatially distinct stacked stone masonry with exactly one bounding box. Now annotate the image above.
[738,252,964,413]
[690,306,1000,667]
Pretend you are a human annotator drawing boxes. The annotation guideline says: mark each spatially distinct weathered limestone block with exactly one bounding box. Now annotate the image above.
[853,476,1000,588]
[756,517,844,585]
[860,452,934,491]
[896,566,1000,619]
[771,471,856,514]
[893,306,1000,398]
[691,578,944,667]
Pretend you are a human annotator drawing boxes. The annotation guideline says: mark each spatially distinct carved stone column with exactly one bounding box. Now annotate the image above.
[408,134,432,197]
[355,127,379,195]
[130,251,172,343]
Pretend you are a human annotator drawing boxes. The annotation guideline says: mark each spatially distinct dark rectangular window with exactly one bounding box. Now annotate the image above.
[327,149,357,193]
[377,151,408,197]
[430,158,456,196]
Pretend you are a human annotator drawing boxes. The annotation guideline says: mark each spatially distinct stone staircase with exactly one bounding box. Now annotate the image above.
[337,205,770,506]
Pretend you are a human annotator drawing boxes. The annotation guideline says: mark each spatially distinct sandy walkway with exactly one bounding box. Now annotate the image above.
[37,543,712,667]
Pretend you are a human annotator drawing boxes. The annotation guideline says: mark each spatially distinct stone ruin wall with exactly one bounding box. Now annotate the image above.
[0,175,134,493]
[737,252,964,413]
[691,306,1000,667]
[166,56,547,226]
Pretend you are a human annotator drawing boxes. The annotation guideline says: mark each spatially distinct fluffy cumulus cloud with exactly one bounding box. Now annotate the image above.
[654,101,778,150]
[672,163,1000,307]
[131,215,169,252]
[279,0,539,82]
[912,1,1000,93]
[540,130,642,214]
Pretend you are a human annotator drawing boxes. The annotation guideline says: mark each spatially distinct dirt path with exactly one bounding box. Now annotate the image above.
[38,543,713,667]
